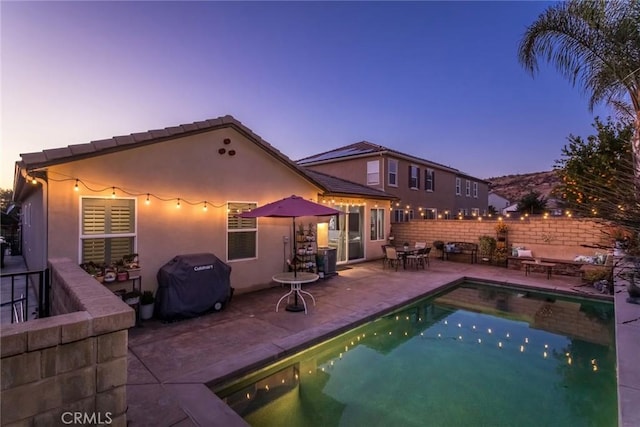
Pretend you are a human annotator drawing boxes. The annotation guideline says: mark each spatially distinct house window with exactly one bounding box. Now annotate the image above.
[409,165,419,189]
[370,208,385,241]
[425,169,435,192]
[367,160,380,185]
[80,197,136,264]
[425,208,437,220]
[471,208,480,217]
[228,202,257,260]
[465,180,471,197]
[455,178,461,195]
[388,159,398,187]
[473,182,478,198]
[393,209,405,223]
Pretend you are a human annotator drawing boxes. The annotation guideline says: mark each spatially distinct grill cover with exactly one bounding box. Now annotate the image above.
[156,253,232,321]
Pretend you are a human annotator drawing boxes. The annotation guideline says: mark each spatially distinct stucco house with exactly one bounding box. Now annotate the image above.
[12,115,394,295]
[488,191,511,214]
[298,141,489,221]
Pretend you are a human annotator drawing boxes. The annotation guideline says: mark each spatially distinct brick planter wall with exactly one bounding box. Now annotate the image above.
[0,258,135,426]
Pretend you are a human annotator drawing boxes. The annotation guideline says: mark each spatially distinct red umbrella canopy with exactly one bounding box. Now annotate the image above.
[238,195,340,218]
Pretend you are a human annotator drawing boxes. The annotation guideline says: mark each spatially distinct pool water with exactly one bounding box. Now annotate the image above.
[215,282,617,427]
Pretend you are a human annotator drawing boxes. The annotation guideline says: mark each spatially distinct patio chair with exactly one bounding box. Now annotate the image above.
[381,245,390,269]
[385,246,400,271]
[407,247,430,270]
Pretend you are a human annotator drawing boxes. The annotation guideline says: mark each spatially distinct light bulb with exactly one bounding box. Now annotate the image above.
[176,198,181,208]
[145,194,150,205]
[203,201,208,211]
[111,187,116,198]
[74,180,79,191]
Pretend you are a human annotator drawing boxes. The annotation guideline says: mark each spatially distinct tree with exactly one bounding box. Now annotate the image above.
[554,117,639,240]
[518,0,640,185]
[516,191,547,215]
[0,189,13,213]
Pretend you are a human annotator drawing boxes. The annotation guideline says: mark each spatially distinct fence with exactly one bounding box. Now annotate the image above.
[0,269,50,323]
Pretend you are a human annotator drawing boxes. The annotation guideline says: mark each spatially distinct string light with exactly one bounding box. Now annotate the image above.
[51,175,235,211]
[176,198,181,208]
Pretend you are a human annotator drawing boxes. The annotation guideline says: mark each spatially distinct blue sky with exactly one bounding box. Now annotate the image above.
[1,1,610,189]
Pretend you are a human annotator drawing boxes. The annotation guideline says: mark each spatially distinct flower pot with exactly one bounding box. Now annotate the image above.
[140,303,155,320]
[124,295,139,305]
[117,271,129,282]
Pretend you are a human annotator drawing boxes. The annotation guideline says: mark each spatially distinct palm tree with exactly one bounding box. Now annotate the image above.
[518,0,640,186]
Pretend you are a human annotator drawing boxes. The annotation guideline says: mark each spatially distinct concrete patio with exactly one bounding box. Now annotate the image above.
[123,257,639,427]
[2,253,636,425]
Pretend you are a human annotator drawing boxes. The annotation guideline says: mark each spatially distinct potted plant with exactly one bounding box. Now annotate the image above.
[140,290,155,320]
[495,222,509,241]
[116,266,129,282]
[123,290,141,305]
[478,236,496,261]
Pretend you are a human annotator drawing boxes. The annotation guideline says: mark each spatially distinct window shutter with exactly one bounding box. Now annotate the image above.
[408,165,412,187]
[110,205,133,233]
[82,204,106,235]
[82,239,106,263]
[432,171,436,191]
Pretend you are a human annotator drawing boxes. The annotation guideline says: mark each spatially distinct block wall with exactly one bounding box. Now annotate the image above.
[392,217,610,249]
[0,258,135,426]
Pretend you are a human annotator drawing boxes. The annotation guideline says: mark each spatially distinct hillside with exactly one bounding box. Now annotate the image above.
[487,171,561,203]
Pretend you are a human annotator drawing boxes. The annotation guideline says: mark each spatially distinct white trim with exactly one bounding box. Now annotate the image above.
[388,159,398,187]
[78,196,138,264]
[227,201,258,262]
[367,160,380,185]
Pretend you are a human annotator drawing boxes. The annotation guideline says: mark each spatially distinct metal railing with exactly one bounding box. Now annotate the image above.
[0,269,50,323]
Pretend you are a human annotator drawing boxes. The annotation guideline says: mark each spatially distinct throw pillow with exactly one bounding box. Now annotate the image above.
[512,246,524,257]
[517,249,533,258]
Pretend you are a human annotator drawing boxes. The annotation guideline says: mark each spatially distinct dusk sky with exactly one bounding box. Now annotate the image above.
[1,1,611,190]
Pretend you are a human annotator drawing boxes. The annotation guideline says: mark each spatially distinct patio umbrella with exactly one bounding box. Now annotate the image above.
[238,195,341,277]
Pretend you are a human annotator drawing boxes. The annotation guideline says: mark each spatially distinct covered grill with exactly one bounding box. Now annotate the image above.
[156,253,233,321]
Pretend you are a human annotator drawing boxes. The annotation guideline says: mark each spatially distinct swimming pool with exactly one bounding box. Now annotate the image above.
[214,282,617,426]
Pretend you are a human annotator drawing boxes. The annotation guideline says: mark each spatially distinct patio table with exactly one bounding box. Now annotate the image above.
[272,272,319,314]
[521,260,556,279]
[395,247,418,270]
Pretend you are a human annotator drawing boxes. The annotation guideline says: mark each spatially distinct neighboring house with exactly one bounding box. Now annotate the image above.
[503,202,520,215]
[545,197,565,216]
[297,141,489,222]
[488,191,511,214]
[12,116,394,294]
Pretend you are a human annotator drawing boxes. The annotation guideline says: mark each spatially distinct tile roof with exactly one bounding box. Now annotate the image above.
[302,169,396,200]
[19,116,243,169]
[14,115,396,201]
[297,141,487,182]
[297,141,386,163]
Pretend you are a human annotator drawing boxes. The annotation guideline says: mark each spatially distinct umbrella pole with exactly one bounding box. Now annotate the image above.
[293,218,297,278]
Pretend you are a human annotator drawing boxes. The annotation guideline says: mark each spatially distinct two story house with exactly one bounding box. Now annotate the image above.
[298,141,489,222]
